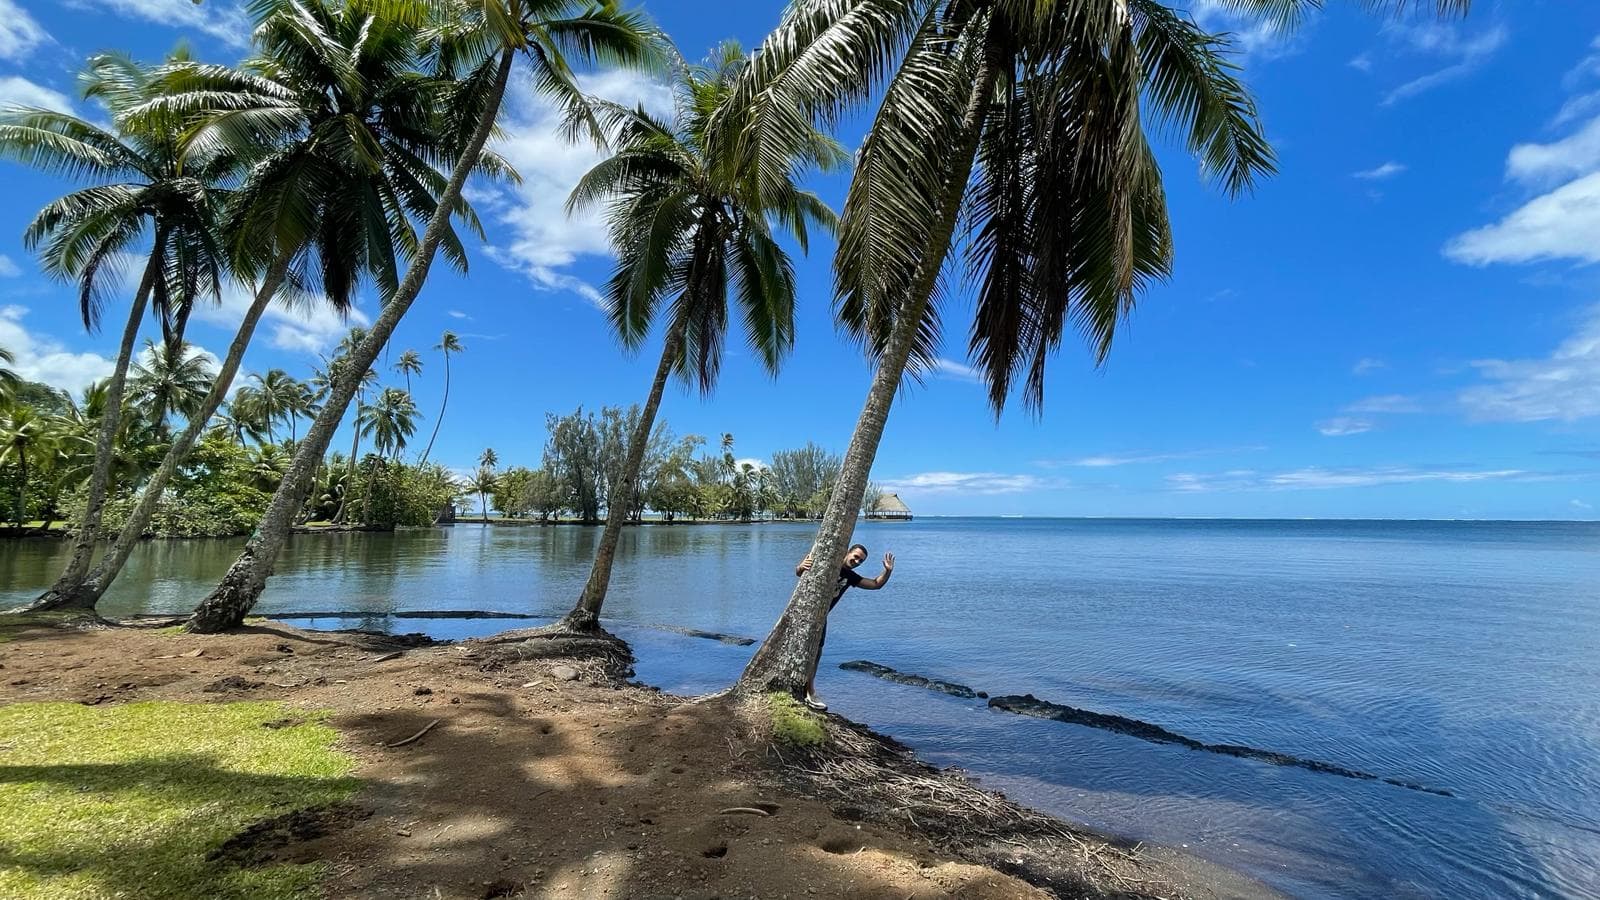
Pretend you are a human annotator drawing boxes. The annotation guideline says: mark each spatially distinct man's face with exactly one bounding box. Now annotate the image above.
[844,547,868,568]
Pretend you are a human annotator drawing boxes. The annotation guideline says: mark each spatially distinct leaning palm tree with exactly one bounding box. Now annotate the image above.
[0,50,233,597]
[189,0,664,633]
[732,0,1472,695]
[559,43,841,633]
[130,338,216,438]
[32,0,516,614]
[393,348,424,392]
[418,330,462,463]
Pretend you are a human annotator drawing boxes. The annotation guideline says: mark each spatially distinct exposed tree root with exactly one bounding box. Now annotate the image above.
[468,622,634,680]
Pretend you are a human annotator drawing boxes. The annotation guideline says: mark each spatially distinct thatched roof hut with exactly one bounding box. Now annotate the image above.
[867,492,913,520]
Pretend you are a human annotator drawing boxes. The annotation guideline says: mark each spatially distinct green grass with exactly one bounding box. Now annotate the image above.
[0,701,359,900]
[765,692,827,748]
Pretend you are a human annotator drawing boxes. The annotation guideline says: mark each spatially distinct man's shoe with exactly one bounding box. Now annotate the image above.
[803,695,828,712]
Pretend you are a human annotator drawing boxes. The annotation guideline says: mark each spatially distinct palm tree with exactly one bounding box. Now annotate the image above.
[418,330,462,463]
[189,0,663,633]
[559,45,841,632]
[0,50,233,595]
[479,447,497,470]
[130,338,216,438]
[284,378,317,443]
[732,0,1472,695]
[250,369,301,445]
[41,0,516,614]
[393,349,424,392]
[0,346,18,398]
[361,387,420,461]
[470,465,497,521]
[0,403,50,528]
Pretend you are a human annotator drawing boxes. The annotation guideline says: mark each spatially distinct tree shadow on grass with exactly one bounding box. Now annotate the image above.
[0,753,359,900]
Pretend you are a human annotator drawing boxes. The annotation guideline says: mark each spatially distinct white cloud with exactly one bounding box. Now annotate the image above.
[1345,394,1422,414]
[479,67,672,309]
[1573,499,1593,511]
[1316,417,1373,437]
[0,255,19,278]
[880,471,1058,495]
[1169,465,1533,493]
[931,357,980,383]
[0,305,115,395]
[1506,116,1600,186]
[190,282,370,355]
[1349,53,1373,73]
[1553,90,1600,129]
[65,0,252,48]
[1190,0,1300,60]
[1459,306,1600,423]
[1445,171,1600,266]
[0,76,74,114]
[1353,162,1406,180]
[1379,24,1508,106]
[1044,447,1263,468]
[0,0,46,62]
[447,310,470,320]
[1353,357,1386,375]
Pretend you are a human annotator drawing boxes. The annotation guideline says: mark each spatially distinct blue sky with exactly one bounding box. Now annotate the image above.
[1,0,1598,519]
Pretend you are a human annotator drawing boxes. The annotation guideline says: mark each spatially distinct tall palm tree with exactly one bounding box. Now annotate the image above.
[0,403,50,528]
[130,338,216,438]
[559,44,841,632]
[361,387,420,460]
[393,348,424,392]
[37,0,514,614]
[470,464,497,520]
[0,50,233,595]
[732,0,1472,695]
[189,0,663,633]
[418,330,462,463]
[284,378,317,443]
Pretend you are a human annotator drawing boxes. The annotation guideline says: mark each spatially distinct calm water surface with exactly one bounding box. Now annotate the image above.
[4,518,1599,899]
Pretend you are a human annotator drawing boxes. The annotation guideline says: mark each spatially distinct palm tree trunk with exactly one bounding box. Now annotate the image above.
[735,50,1001,696]
[563,325,683,632]
[13,448,26,529]
[39,241,163,605]
[420,353,449,463]
[39,257,293,610]
[187,49,514,634]
[332,398,361,524]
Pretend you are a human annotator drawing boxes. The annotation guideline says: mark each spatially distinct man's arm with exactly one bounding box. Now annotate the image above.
[796,554,813,578]
[857,552,895,589]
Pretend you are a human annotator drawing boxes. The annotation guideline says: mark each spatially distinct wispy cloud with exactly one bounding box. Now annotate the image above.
[931,358,981,383]
[1190,0,1301,60]
[0,305,115,395]
[479,67,671,310]
[1379,23,1508,106]
[1345,394,1422,414]
[1446,171,1600,266]
[1316,417,1374,437]
[1459,305,1600,422]
[0,76,74,114]
[0,0,47,62]
[1041,447,1264,468]
[447,310,471,320]
[1353,162,1406,180]
[0,255,19,278]
[1506,116,1600,187]
[1168,465,1539,493]
[65,0,252,48]
[1353,357,1386,375]
[881,471,1060,495]
[1573,499,1594,511]
[190,283,370,354]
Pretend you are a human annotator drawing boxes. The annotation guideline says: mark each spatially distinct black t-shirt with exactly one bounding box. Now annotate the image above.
[831,566,864,610]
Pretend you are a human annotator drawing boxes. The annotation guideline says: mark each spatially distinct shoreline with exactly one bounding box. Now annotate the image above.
[0,615,1281,900]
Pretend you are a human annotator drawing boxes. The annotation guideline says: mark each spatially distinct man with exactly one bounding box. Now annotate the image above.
[795,543,894,711]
